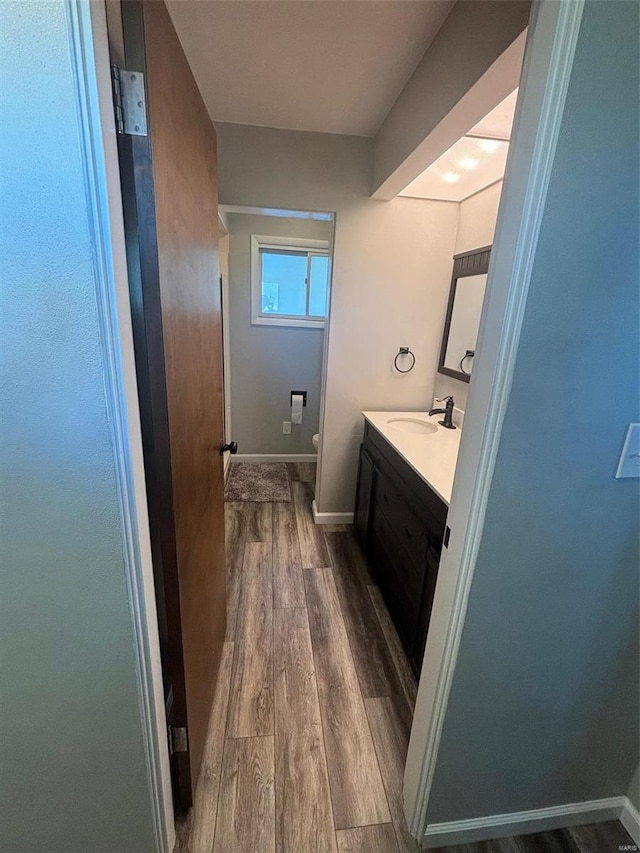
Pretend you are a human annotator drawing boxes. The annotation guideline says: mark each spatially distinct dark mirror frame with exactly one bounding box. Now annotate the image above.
[437,245,492,384]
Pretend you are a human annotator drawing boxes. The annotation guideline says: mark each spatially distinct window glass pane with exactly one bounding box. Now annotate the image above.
[260,250,307,316]
[309,255,329,317]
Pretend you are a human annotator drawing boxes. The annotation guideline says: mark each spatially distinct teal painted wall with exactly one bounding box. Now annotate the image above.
[428,0,639,822]
[0,3,157,850]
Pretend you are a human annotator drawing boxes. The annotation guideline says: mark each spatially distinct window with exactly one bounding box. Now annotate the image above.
[251,235,330,328]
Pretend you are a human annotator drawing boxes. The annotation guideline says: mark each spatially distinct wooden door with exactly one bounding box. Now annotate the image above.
[107,0,227,809]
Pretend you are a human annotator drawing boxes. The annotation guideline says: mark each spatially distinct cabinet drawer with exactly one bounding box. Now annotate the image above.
[374,472,430,571]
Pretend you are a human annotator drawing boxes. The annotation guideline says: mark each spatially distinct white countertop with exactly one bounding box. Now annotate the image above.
[362,411,462,506]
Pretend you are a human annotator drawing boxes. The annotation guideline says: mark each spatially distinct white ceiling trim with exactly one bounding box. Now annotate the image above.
[220,204,334,221]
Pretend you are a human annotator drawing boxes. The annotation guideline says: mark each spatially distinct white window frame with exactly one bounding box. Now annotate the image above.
[251,234,330,328]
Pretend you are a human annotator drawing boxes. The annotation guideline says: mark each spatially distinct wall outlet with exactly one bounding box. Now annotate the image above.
[282,421,292,435]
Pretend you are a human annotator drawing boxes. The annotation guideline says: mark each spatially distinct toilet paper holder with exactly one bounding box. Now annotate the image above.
[290,391,307,407]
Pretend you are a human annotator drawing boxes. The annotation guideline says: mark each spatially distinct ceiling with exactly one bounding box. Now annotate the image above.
[166,0,455,137]
[468,88,518,141]
[398,89,518,202]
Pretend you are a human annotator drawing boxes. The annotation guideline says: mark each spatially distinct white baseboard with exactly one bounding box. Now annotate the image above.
[311,499,354,526]
[621,796,640,846]
[423,797,627,848]
[234,453,317,464]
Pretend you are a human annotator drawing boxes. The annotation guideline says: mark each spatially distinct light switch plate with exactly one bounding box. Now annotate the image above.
[282,421,292,435]
[615,423,640,479]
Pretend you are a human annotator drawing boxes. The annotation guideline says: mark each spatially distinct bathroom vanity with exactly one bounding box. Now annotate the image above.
[355,412,461,675]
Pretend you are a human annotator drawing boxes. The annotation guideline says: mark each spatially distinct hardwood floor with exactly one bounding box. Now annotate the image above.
[175,464,635,853]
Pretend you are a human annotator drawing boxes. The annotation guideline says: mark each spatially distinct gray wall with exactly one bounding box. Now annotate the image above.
[0,3,156,850]
[228,213,332,455]
[427,0,639,822]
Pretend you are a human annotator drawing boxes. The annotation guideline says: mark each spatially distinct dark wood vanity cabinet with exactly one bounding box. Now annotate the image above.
[354,422,448,675]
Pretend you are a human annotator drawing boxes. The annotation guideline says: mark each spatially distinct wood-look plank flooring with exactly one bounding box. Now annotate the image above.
[325,532,403,699]
[224,502,246,642]
[364,695,419,853]
[336,823,399,852]
[173,641,234,853]
[272,501,305,609]
[226,542,274,738]
[368,584,418,712]
[176,464,634,853]
[304,566,390,829]
[214,735,275,852]
[274,607,336,852]
[432,821,637,853]
[292,480,331,568]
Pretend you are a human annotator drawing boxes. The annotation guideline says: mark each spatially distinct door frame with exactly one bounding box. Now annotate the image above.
[69,1,174,850]
[217,202,336,477]
[403,0,586,844]
[73,0,585,849]
[218,213,233,472]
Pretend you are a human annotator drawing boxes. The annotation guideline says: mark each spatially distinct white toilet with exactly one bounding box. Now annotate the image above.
[312,433,320,451]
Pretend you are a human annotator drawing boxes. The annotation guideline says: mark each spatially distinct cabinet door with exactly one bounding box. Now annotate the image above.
[374,468,430,571]
[412,538,441,673]
[355,444,375,545]
[369,510,421,652]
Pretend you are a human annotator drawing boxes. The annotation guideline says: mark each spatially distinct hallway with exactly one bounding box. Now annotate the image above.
[174,463,637,853]
[175,462,419,852]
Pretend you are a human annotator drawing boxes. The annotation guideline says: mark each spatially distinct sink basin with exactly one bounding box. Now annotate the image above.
[387,417,438,435]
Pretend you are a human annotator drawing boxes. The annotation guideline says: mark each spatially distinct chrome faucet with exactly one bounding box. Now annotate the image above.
[429,396,456,429]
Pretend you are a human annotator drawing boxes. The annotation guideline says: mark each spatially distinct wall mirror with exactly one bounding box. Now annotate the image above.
[438,245,491,383]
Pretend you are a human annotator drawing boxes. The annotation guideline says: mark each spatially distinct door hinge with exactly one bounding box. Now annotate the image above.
[111,65,148,137]
[168,725,188,756]
[444,525,451,548]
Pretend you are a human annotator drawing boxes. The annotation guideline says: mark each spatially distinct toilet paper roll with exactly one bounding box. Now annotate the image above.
[291,394,304,425]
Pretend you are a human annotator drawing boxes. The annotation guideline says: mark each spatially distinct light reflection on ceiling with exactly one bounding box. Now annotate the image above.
[398,90,518,202]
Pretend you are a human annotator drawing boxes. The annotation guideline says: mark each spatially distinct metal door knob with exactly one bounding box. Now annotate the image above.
[219,441,238,455]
